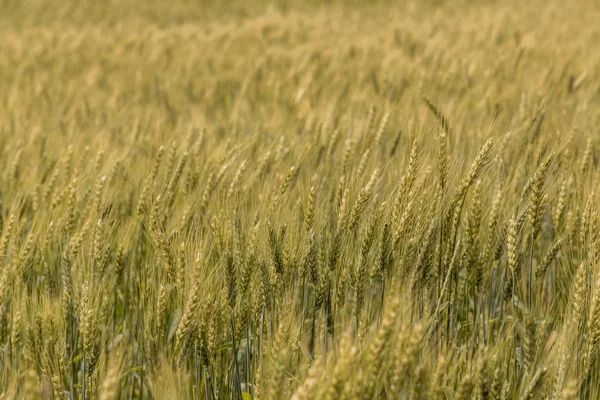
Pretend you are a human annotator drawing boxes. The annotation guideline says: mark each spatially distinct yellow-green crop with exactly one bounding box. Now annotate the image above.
[0,0,600,398]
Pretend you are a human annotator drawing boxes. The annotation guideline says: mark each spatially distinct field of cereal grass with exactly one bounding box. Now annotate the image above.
[1,0,600,398]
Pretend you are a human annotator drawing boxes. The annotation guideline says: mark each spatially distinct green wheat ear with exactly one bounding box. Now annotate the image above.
[423,96,452,136]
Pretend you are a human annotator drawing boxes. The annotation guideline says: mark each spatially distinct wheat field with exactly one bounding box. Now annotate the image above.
[0,0,600,398]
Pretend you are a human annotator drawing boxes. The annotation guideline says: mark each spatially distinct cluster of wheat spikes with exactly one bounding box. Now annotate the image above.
[1,0,600,399]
